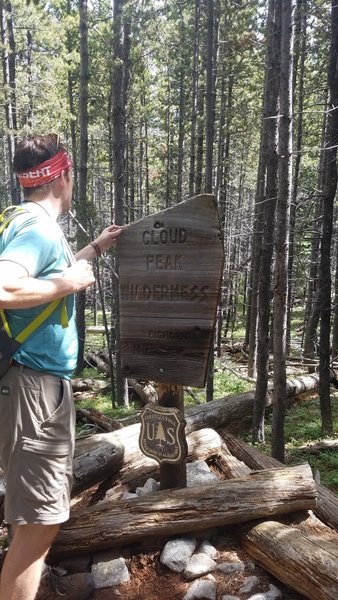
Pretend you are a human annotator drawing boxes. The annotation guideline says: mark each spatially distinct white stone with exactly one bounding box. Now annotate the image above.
[92,552,130,589]
[183,553,217,580]
[183,579,217,600]
[160,537,197,573]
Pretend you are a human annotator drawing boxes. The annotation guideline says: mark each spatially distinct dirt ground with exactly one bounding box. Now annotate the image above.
[89,533,308,600]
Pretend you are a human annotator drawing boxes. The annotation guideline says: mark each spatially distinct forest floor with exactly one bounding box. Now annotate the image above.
[62,469,311,600]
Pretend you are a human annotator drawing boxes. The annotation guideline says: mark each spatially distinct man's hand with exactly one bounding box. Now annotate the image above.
[95,224,124,253]
[62,260,95,292]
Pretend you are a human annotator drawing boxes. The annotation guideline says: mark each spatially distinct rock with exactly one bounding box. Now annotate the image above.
[92,552,130,589]
[183,553,217,580]
[266,584,283,599]
[143,477,159,493]
[160,537,197,573]
[247,587,282,600]
[186,461,219,487]
[122,492,138,500]
[135,477,159,496]
[239,576,260,594]
[183,579,217,600]
[221,596,240,600]
[198,540,219,560]
[216,561,245,574]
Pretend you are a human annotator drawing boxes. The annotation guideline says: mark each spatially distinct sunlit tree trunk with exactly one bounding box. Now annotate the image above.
[113,0,129,406]
[272,0,295,462]
[318,0,338,435]
[0,1,19,204]
[252,0,281,444]
[76,0,89,374]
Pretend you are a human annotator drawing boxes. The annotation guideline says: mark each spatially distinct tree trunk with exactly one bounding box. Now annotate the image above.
[188,0,200,197]
[286,0,307,353]
[318,0,338,435]
[205,0,216,402]
[247,0,277,375]
[332,237,338,360]
[51,464,316,559]
[112,0,129,406]
[0,1,19,204]
[252,0,281,443]
[75,0,89,374]
[303,88,328,360]
[242,520,338,600]
[272,0,295,462]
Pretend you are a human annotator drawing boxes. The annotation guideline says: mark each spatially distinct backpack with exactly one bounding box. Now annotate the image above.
[0,205,67,378]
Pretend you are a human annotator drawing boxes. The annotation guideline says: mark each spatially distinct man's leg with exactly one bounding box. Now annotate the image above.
[0,523,60,600]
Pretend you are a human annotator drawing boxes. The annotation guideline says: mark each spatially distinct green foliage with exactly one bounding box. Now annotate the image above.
[264,396,338,493]
[213,367,253,397]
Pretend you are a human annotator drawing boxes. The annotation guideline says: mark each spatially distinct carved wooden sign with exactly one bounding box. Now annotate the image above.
[117,194,224,387]
[139,405,187,464]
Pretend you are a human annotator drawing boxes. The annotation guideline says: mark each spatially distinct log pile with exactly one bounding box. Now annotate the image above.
[47,414,338,600]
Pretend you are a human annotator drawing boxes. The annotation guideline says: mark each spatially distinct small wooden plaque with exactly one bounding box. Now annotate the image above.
[117,194,224,387]
[139,405,187,464]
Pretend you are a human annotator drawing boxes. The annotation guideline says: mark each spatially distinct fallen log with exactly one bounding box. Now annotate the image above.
[219,430,338,532]
[72,427,223,495]
[290,439,338,455]
[72,378,110,393]
[76,408,122,433]
[242,520,338,600]
[185,373,321,433]
[51,464,317,559]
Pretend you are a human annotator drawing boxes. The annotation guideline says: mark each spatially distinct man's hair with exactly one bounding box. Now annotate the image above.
[13,134,67,199]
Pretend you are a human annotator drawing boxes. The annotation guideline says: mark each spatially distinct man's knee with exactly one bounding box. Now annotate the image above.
[11,523,60,556]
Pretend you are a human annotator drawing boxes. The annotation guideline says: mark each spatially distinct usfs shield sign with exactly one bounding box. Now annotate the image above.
[139,405,187,464]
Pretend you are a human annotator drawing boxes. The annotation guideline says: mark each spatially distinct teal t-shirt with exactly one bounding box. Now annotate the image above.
[0,202,78,379]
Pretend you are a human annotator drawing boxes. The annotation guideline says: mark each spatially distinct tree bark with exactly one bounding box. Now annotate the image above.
[76,0,89,374]
[252,0,281,443]
[0,1,19,204]
[242,520,338,600]
[272,0,295,462]
[51,464,316,559]
[112,0,129,407]
[318,0,338,435]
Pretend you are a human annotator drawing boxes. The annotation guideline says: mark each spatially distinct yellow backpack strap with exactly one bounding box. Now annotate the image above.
[0,206,28,235]
[60,298,69,329]
[0,309,12,338]
[15,298,68,344]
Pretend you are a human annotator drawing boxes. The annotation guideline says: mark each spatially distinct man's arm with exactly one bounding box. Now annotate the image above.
[0,260,95,309]
[75,224,123,261]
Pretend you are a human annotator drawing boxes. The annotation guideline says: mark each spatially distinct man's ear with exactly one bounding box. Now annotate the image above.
[59,169,68,187]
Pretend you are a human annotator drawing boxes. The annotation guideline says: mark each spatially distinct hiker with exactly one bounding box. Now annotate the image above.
[0,134,123,600]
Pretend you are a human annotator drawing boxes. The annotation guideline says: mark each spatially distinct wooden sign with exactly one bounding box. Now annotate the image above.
[117,194,224,387]
[139,405,187,464]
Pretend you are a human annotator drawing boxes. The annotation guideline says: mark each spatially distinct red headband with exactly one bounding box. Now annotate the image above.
[17,150,72,188]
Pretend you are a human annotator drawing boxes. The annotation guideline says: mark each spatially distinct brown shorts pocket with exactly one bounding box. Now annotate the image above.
[20,437,71,504]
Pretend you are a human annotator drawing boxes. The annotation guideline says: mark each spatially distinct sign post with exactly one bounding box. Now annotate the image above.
[117,194,224,489]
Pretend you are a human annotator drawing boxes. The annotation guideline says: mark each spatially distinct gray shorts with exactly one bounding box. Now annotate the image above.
[0,363,75,525]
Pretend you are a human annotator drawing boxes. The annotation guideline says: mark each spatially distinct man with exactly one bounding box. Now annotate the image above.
[0,135,123,600]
